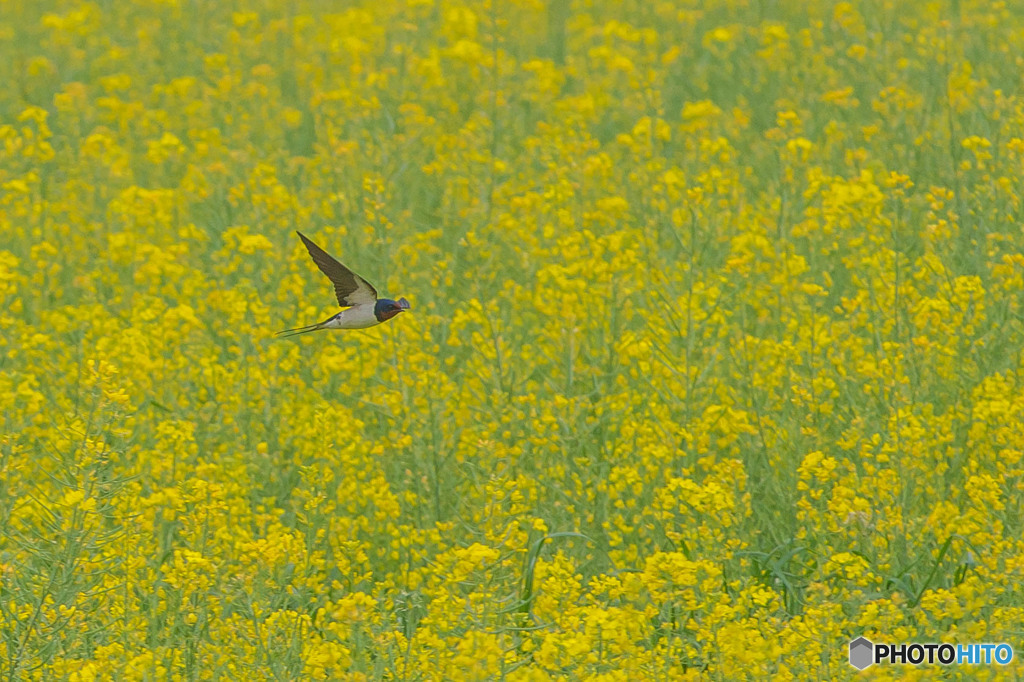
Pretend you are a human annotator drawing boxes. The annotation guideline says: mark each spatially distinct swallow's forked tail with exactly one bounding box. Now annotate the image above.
[276,322,323,338]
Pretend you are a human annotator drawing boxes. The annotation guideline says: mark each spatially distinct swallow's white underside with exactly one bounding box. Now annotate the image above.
[322,303,380,329]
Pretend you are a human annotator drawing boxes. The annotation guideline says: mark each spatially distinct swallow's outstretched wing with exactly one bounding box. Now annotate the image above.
[296,231,378,307]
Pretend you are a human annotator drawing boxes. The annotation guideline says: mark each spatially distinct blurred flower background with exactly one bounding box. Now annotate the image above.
[2,0,1024,679]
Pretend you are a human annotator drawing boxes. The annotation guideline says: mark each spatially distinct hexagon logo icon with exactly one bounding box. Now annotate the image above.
[849,637,874,670]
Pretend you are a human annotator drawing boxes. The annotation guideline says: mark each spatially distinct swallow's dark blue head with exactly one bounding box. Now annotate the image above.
[374,297,410,322]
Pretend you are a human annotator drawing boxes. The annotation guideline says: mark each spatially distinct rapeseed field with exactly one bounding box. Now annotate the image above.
[2,1,1023,679]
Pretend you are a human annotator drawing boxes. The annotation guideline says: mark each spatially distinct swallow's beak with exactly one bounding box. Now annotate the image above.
[397,297,411,311]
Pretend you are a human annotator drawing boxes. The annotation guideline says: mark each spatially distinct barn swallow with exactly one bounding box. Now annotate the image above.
[277,231,410,337]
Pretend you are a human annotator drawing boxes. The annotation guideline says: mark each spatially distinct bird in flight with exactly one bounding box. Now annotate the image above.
[278,231,410,337]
